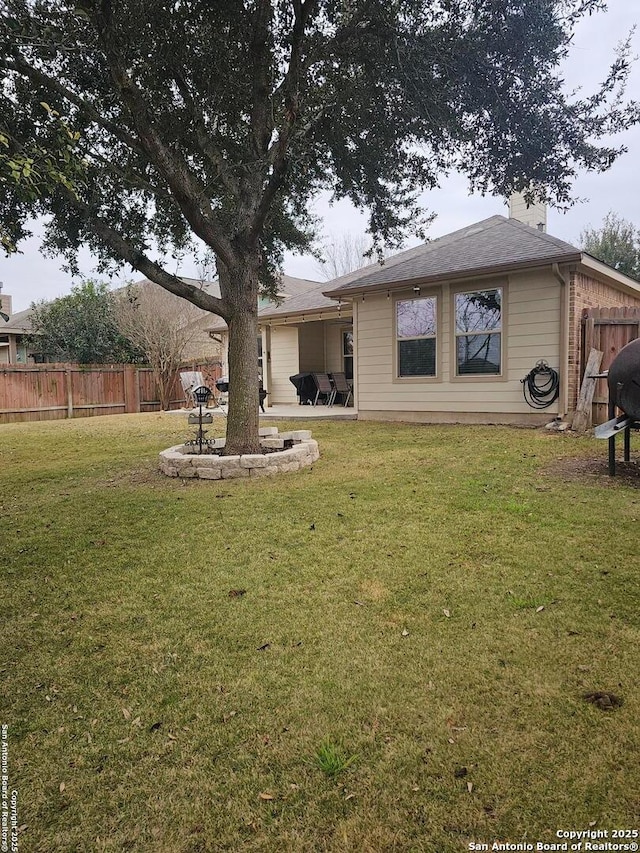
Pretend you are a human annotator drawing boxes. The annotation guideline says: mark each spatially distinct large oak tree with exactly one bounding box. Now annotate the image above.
[1,0,638,453]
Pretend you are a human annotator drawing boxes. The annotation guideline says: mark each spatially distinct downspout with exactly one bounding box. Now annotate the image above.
[353,298,359,414]
[264,326,272,408]
[552,263,570,417]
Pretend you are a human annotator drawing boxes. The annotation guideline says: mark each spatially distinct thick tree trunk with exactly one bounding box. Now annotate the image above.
[222,254,261,456]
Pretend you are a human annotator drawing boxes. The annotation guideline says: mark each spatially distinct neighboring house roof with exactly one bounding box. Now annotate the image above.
[258,282,341,320]
[1,308,33,335]
[123,276,221,301]
[324,216,583,297]
[269,275,322,300]
[206,274,322,332]
[1,279,220,337]
[120,277,224,361]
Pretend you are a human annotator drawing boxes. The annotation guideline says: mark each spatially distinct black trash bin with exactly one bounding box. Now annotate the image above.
[289,373,316,405]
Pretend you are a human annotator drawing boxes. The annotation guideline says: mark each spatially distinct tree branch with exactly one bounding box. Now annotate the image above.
[4,49,237,268]
[247,0,317,240]
[2,56,143,154]
[250,0,275,159]
[82,0,238,270]
[83,148,173,202]
[57,186,231,319]
[172,71,241,198]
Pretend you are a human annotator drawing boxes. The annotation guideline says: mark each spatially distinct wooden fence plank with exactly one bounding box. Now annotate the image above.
[581,308,640,425]
[0,361,222,424]
[572,348,603,432]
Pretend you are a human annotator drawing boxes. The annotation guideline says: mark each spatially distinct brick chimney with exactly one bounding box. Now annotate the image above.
[0,283,12,318]
[508,191,547,232]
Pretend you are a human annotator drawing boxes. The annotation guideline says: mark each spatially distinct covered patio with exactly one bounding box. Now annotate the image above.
[262,315,354,406]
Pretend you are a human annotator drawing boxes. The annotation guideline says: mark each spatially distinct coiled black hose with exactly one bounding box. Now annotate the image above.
[521,360,560,409]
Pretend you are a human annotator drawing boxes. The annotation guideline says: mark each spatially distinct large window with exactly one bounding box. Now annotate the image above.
[454,289,502,376]
[396,296,437,377]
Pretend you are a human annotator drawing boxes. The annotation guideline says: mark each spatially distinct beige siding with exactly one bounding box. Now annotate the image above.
[325,321,352,374]
[269,325,299,403]
[356,270,562,421]
[262,319,352,404]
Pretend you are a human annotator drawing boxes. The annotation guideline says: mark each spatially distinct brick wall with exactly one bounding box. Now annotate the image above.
[568,272,640,409]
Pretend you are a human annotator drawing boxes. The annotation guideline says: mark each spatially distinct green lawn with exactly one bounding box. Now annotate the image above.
[1,414,638,852]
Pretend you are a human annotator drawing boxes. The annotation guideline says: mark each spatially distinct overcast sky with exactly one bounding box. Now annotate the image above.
[2,1,639,313]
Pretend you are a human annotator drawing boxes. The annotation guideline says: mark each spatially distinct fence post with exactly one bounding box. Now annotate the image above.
[123,365,141,413]
[65,368,73,418]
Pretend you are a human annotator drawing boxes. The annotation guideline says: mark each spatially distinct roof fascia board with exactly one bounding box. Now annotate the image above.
[261,307,353,326]
[1,326,31,335]
[578,255,640,297]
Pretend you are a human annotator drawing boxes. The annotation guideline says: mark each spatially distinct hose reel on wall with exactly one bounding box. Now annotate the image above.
[521,360,560,409]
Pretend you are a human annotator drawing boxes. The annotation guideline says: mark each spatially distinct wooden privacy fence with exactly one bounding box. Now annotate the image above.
[0,361,222,424]
[581,307,640,425]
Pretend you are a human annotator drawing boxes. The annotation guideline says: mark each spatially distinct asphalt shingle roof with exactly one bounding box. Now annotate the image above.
[324,215,581,295]
[206,275,322,331]
[2,308,33,334]
[258,283,339,319]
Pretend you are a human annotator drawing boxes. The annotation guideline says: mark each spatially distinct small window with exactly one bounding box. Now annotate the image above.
[455,289,502,376]
[396,296,437,377]
[342,330,354,382]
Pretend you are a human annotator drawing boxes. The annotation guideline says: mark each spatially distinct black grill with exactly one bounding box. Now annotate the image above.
[595,338,640,475]
[608,338,640,421]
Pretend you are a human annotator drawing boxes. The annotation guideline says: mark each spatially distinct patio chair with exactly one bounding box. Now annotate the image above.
[329,372,353,407]
[312,372,334,406]
[180,371,206,408]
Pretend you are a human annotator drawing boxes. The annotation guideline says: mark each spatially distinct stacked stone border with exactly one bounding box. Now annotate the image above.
[159,427,319,479]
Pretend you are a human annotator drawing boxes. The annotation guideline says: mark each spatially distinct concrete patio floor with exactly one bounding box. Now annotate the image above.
[170,404,357,420]
[259,404,357,420]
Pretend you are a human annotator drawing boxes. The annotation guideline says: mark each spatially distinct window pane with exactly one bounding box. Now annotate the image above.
[399,338,436,376]
[343,330,353,357]
[457,334,501,375]
[455,290,501,334]
[344,355,354,382]
[397,297,436,338]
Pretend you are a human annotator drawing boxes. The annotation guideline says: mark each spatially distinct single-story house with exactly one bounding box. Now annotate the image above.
[0,287,35,364]
[215,197,640,424]
[119,277,225,363]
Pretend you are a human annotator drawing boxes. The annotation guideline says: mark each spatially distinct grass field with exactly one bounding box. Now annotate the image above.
[1,413,638,852]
